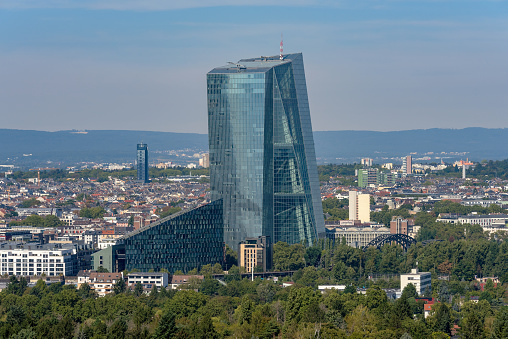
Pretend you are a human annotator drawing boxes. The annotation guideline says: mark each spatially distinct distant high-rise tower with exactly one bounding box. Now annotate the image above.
[402,155,412,176]
[349,191,370,223]
[137,143,149,183]
[361,158,373,167]
[207,53,325,250]
[199,153,210,168]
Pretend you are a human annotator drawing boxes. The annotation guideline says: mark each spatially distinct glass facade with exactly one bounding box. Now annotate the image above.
[137,143,149,183]
[207,53,325,250]
[123,199,224,273]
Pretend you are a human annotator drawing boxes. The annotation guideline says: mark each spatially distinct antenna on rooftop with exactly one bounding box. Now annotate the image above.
[280,33,283,60]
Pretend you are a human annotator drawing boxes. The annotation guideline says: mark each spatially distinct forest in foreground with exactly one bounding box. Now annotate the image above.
[1,273,507,339]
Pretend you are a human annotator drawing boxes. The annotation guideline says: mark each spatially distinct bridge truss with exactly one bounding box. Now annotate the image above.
[362,233,416,252]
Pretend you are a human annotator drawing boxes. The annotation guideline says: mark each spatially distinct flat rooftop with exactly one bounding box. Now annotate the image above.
[209,53,301,74]
[0,241,74,251]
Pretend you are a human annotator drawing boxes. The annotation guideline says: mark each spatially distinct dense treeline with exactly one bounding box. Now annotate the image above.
[1,274,507,338]
[2,208,508,337]
[9,214,63,228]
[432,200,507,216]
[322,198,349,220]
[272,232,508,286]
[371,205,412,226]
[78,207,107,219]
[469,159,508,180]
[274,196,508,284]
[317,164,363,182]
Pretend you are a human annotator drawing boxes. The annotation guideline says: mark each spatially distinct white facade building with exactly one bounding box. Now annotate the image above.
[16,208,62,217]
[83,230,101,246]
[437,213,508,234]
[458,214,508,227]
[401,268,432,296]
[127,272,169,288]
[79,271,124,297]
[61,213,76,226]
[98,238,118,249]
[0,242,76,276]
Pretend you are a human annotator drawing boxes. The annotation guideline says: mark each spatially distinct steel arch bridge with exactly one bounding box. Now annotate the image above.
[362,233,416,252]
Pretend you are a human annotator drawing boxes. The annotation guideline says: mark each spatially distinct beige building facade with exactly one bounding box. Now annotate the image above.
[238,236,272,273]
[349,191,370,223]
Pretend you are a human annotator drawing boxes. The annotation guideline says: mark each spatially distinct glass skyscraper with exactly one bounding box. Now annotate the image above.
[207,53,325,250]
[136,143,149,183]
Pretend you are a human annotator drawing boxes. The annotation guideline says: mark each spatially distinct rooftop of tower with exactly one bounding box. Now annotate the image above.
[209,53,302,74]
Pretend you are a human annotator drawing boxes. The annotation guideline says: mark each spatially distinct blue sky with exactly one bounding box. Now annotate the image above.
[1,1,507,133]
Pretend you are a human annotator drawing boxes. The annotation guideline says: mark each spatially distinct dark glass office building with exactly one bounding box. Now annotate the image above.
[123,199,224,273]
[207,53,325,250]
[137,143,149,183]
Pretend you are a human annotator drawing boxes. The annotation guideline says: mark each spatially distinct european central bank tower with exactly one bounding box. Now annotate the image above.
[207,53,324,250]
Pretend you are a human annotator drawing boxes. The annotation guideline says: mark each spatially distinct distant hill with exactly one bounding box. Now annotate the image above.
[1,128,507,168]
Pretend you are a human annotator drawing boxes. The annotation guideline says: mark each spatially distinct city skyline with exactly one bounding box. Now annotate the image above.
[1,1,507,133]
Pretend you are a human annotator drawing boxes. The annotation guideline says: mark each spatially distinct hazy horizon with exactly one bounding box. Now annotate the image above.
[3,126,508,134]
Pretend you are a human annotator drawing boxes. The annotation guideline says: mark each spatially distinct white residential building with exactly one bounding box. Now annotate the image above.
[98,238,118,249]
[61,213,76,226]
[401,268,432,296]
[170,275,204,289]
[0,242,77,276]
[127,272,169,288]
[83,230,101,246]
[79,271,124,297]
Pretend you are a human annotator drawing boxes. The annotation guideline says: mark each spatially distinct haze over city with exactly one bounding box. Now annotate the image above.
[1,0,507,133]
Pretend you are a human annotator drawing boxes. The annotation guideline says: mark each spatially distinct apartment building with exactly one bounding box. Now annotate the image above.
[349,191,371,223]
[80,271,124,297]
[127,272,169,288]
[0,242,77,276]
[401,268,432,296]
[238,236,272,273]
